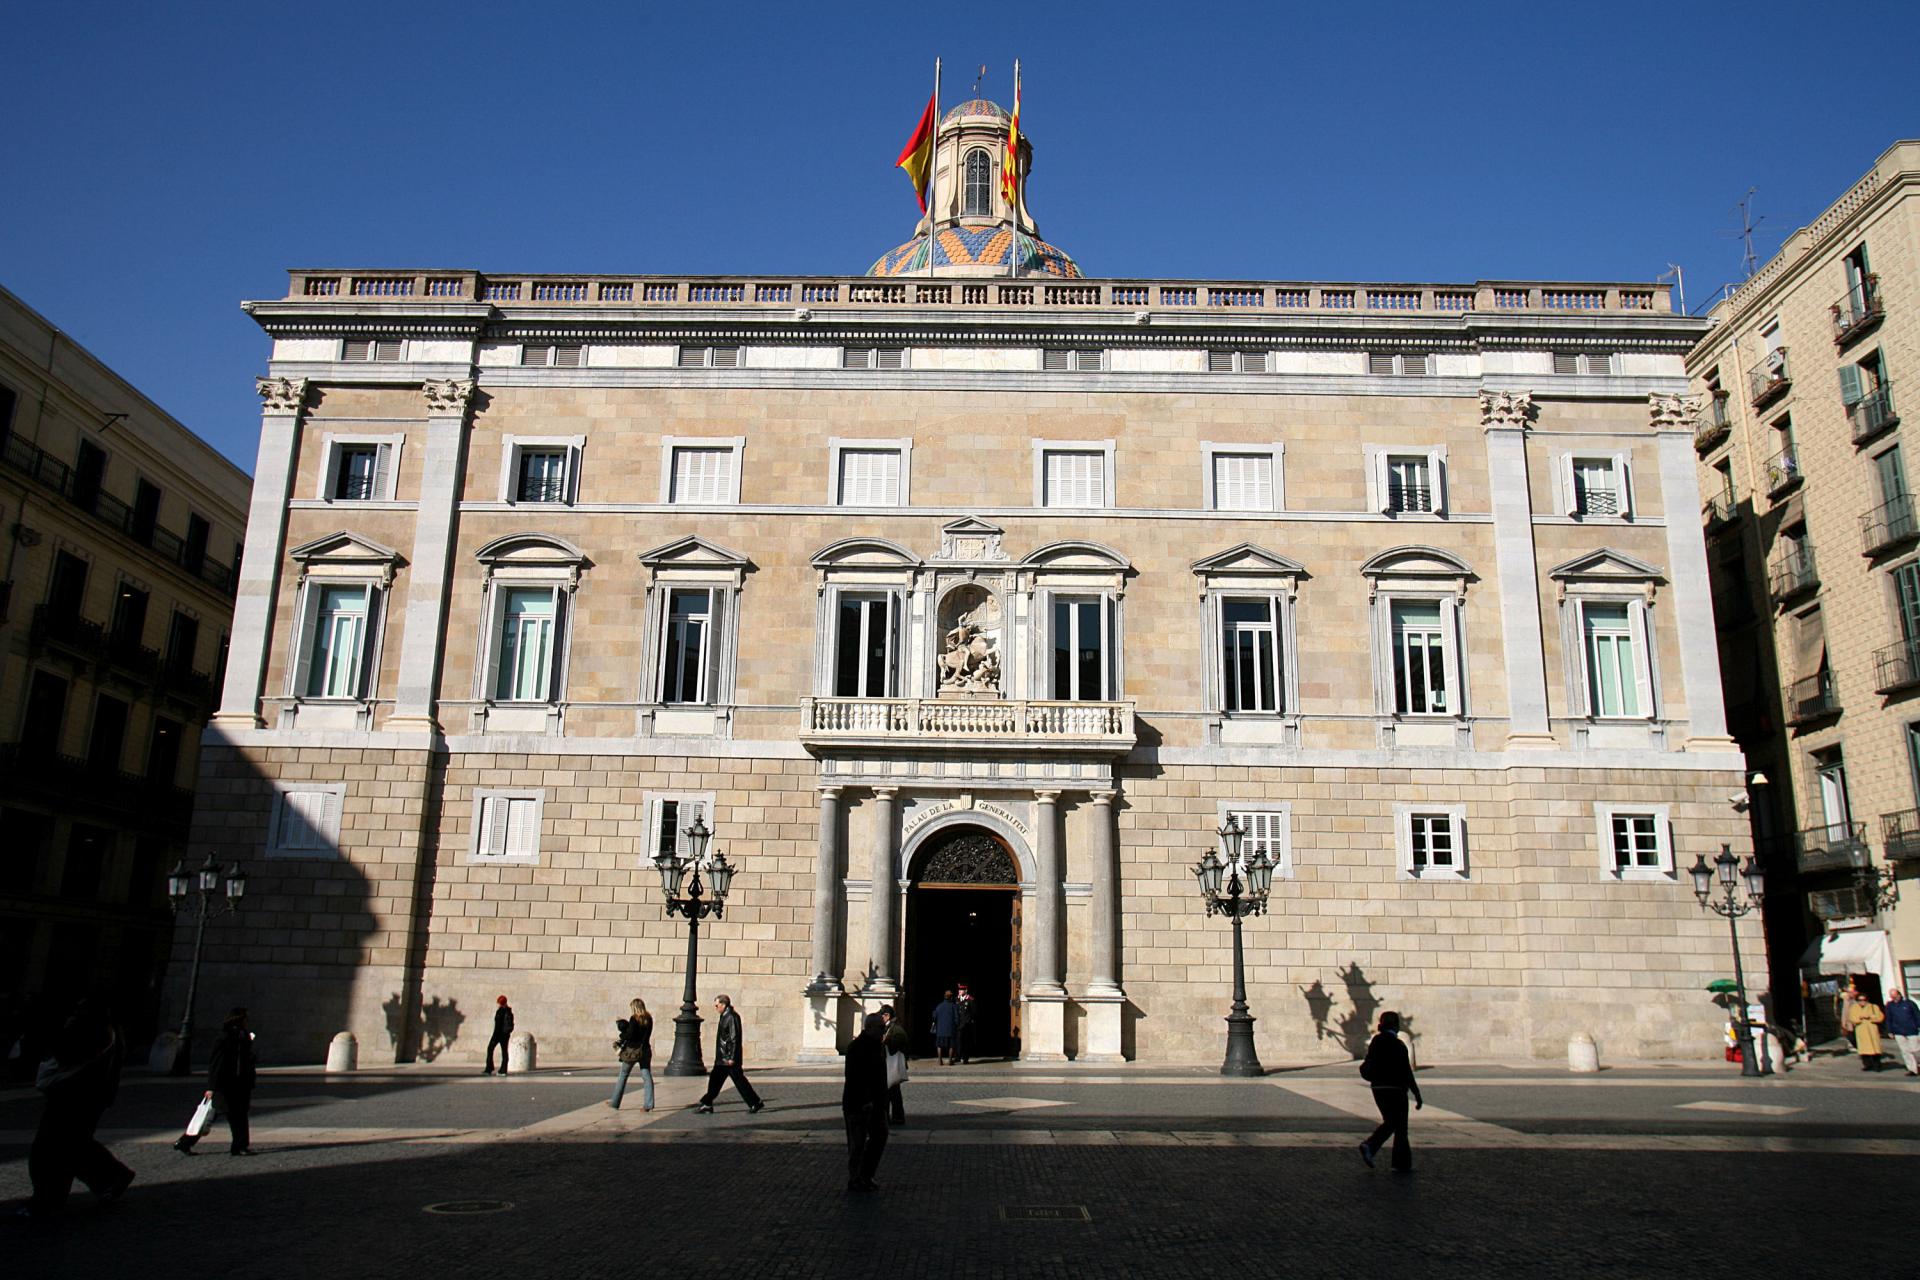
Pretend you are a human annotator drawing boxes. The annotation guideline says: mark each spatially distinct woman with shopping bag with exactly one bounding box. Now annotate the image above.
[881,1005,909,1125]
[173,1008,257,1155]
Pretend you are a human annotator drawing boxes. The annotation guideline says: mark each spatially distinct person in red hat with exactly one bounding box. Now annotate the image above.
[485,995,514,1075]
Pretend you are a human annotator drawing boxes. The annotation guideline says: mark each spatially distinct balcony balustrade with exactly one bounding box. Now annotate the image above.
[801,696,1135,749]
[0,743,194,833]
[1693,392,1732,453]
[1767,545,1819,603]
[1749,348,1791,408]
[1873,639,1920,694]
[1796,821,1868,875]
[1809,885,1873,921]
[1846,383,1898,444]
[1787,670,1840,724]
[1880,809,1920,864]
[1861,492,1918,556]
[1764,445,1802,497]
[1702,493,1738,528]
[1831,276,1883,346]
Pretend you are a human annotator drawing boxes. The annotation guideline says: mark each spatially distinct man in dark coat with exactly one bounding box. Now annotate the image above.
[26,998,133,1218]
[843,1012,890,1192]
[696,994,763,1113]
[1358,1010,1422,1172]
[954,983,977,1064]
[484,994,514,1075]
[178,1007,257,1155]
[880,1005,908,1125]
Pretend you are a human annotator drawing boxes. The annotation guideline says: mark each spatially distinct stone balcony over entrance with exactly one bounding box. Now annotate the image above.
[800,696,1135,752]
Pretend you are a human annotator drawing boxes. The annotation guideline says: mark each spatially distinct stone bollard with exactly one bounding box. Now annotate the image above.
[508,1031,536,1073]
[1567,1032,1600,1073]
[325,1032,358,1073]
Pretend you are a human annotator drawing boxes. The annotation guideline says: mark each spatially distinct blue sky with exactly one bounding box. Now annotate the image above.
[2,1,1913,470]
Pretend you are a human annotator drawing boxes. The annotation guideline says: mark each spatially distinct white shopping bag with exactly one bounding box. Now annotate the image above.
[185,1095,215,1138]
[885,1050,908,1089]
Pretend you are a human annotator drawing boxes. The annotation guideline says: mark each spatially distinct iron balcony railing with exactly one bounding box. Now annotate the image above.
[1787,670,1839,724]
[516,474,569,503]
[1694,392,1732,453]
[0,434,235,595]
[1861,492,1918,556]
[1880,809,1920,863]
[1768,545,1819,603]
[1702,492,1738,527]
[334,471,379,500]
[1764,445,1802,496]
[1847,383,1898,444]
[0,743,195,833]
[1873,639,1920,694]
[1796,821,1869,875]
[1749,348,1791,407]
[1810,885,1873,921]
[1832,276,1883,346]
[1387,482,1434,513]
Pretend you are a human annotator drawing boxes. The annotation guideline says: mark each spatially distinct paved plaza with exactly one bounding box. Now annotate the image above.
[5,1053,1917,1278]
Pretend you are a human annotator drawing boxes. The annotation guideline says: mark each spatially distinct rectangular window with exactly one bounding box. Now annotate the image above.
[1052,595,1110,701]
[1816,748,1851,833]
[834,593,896,698]
[341,339,403,362]
[1211,452,1274,512]
[836,448,903,506]
[520,343,583,367]
[1227,808,1291,876]
[1208,350,1269,373]
[1043,348,1105,372]
[842,346,906,370]
[1391,600,1448,714]
[660,588,712,704]
[1368,352,1429,376]
[1572,457,1622,516]
[1043,450,1105,507]
[146,716,182,787]
[472,792,542,863]
[268,784,345,857]
[1612,814,1660,869]
[87,695,128,774]
[22,670,69,753]
[1387,456,1433,512]
[649,793,717,865]
[670,446,735,503]
[306,584,370,699]
[495,587,556,702]
[1221,598,1282,713]
[1409,813,1457,871]
[325,438,397,502]
[677,345,741,368]
[516,448,569,503]
[1584,602,1640,717]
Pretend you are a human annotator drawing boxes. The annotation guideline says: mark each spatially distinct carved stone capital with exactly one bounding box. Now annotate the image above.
[1479,389,1534,431]
[255,376,309,416]
[422,378,477,417]
[1648,391,1697,431]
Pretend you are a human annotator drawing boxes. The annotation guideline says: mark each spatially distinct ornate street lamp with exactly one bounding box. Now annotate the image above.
[655,808,734,1077]
[1193,815,1275,1077]
[163,853,246,1076]
[1689,843,1768,1078]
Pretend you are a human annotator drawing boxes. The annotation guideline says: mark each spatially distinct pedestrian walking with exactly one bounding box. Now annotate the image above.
[1357,1010,1423,1173]
[24,998,132,1221]
[931,989,959,1066]
[880,1005,908,1125]
[695,994,763,1114]
[175,1008,257,1155]
[954,982,976,1064]
[484,994,514,1075]
[1842,985,1886,1071]
[843,1012,890,1192]
[1886,988,1920,1076]
[611,998,654,1110]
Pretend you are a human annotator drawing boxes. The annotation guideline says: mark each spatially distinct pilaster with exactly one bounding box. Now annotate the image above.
[213,377,309,730]
[1480,390,1555,748]
[863,787,900,998]
[1081,788,1125,1062]
[1652,395,1736,750]
[385,378,476,735]
[1023,788,1068,1061]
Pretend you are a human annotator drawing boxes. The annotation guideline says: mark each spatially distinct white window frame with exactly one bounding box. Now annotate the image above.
[1043,590,1117,701]
[317,433,404,502]
[826,587,904,698]
[1395,803,1467,880]
[1033,440,1116,509]
[499,434,585,505]
[1380,595,1460,718]
[637,537,748,723]
[661,436,745,505]
[656,585,718,705]
[1594,802,1672,880]
[297,581,375,701]
[469,789,544,865]
[1556,451,1633,519]
[1364,444,1447,516]
[1216,594,1290,715]
[1202,442,1286,512]
[486,583,563,704]
[646,792,718,867]
[1574,596,1654,720]
[266,783,347,858]
[1218,802,1295,880]
[828,437,912,507]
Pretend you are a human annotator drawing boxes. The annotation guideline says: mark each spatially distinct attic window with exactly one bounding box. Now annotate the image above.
[1368,352,1429,376]
[521,343,584,367]
[341,339,403,362]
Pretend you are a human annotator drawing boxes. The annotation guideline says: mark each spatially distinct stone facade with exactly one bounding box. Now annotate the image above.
[1688,139,1920,1031]
[182,109,1758,1068]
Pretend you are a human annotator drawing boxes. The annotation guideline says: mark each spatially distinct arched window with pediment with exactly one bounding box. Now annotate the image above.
[964,149,992,216]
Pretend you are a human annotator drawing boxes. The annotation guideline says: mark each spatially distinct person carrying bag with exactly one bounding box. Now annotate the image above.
[881,1005,909,1125]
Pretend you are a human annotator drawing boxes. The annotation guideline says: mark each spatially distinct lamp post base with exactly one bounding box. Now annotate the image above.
[1221,1012,1264,1077]
[663,1009,706,1077]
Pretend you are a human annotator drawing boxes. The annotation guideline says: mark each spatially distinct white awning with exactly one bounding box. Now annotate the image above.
[1799,929,1897,984]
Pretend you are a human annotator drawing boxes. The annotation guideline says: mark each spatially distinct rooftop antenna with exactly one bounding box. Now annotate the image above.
[1656,264,1686,316]
[1734,188,1763,280]
[972,64,987,96]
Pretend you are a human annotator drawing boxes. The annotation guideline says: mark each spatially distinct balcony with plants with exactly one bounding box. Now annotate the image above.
[1749,348,1791,409]
[1831,276,1883,347]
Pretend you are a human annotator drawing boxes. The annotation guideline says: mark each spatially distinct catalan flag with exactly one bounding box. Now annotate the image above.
[1001,62,1022,206]
[895,89,938,212]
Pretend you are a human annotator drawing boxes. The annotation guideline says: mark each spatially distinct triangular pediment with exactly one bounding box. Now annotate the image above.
[809,537,921,569]
[1190,542,1307,577]
[639,535,753,571]
[937,516,1008,563]
[942,516,1002,538]
[289,531,404,566]
[1547,548,1663,582]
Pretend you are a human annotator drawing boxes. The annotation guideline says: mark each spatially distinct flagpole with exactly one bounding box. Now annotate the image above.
[926,57,940,278]
[1009,59,1021,280]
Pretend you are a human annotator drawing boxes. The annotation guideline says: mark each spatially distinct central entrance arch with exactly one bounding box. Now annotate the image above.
[905,826,1021,1060]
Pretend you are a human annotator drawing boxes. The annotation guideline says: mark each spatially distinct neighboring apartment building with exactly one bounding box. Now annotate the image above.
[1689,140,1920,1038]
[0,283,251,1053]
[188,101,1753,1067]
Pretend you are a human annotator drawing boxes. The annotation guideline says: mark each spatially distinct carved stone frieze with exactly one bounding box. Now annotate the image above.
[1479,389,1534,430]
[1648,392,1697,431]
[422,378,477,416]
[255,376,310,415]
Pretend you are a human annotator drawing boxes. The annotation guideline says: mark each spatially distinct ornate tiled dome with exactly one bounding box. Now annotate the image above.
[868,225,1083,279]
[943,98,1007,124]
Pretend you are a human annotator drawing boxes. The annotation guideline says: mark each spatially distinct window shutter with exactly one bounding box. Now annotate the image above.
[1244,350,1269,373]
[1043,349,1070,372]
[375,340,403,362]
[842,347,873,370]
[1615,452,1634,519]
[1403,353,1429,377]
[678,346,707,368]
[1427,452,1447,515]
[289,583,321,697]
[711,346,740,368]
[483,586,506,700]
[323,443,344,501]
[1560,455,1579,517]
[373,443,393,501]
[521,344,550,367]
[1071,349,1103,371]
[1838,363,1864,407]
[1208,350,1234,373]
[505,797,538,857]
[545,586,566,701]
[1368,352,1396,376]
[876,347,905,370]
[1553,352,1580,375]
[342,339,372,362]
[1046,451,1102,506]
[565,444,582,503]
[1373,451,1392,513]
[1628,601,1655,718]
[355,586,382,700]
[554,344,583,368]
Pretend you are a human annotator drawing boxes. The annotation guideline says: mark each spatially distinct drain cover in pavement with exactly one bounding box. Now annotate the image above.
[1002,1205,1091,1222]
[423,1199,515,1215]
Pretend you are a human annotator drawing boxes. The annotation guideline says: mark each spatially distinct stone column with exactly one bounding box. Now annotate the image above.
[384,378,477,735]
[1653,395,1737,750]
[863,788,900,1002]
[799,786,849,1060]
[1081,789,1125,1062]
[1481,390,1556,748]
[1024,788,1068,1060]
[212,377,309,731]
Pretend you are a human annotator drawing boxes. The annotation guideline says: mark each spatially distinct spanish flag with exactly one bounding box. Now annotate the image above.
[895,90,937,212]
[1001,63,1021,206]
